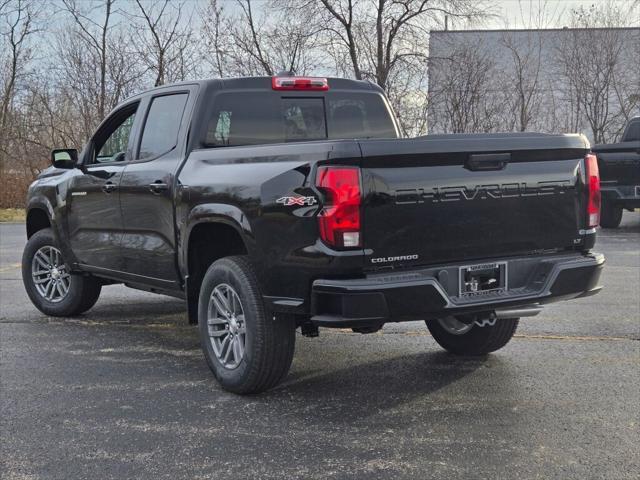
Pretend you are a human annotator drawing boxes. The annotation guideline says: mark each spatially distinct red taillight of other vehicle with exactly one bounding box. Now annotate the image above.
[585,153,601,228]
[271,76,329,91]
[316,166,361,248]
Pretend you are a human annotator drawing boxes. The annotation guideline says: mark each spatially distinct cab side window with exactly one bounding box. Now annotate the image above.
[94,105,138,164]
[138,93,188,160]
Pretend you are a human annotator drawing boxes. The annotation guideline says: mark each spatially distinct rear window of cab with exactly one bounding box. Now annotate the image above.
[203,92,398,147]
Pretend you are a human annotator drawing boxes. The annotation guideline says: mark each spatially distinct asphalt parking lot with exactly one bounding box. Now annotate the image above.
[1,215,639,479]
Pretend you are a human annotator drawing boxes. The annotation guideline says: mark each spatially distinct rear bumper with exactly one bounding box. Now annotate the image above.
[602,185,640,208]
[311,252,604,327]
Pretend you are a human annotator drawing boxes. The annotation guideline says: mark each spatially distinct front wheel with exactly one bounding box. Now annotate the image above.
[22,228,102,316]
[426,316,519,355]
[198,256,295,394]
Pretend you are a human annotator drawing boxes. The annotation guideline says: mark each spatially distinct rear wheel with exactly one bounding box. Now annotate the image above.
[426,316,519,355]
[198,256,295,394]
[600,200,623,229]
[22,228,101,316]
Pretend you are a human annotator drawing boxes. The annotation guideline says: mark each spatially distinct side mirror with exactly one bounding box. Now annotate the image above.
[51,149,78,169]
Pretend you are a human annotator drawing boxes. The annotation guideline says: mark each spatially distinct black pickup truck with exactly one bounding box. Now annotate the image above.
[592,116,640,228]
[22,76,604,393]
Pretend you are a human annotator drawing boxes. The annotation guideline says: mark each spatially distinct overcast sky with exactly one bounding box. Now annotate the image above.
[43,0,638,31]
[481,0,638,29]
[212,0,637,29]
[214,0,637,29]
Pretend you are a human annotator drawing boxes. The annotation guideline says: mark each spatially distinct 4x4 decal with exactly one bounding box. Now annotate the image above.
[276,195,318,206]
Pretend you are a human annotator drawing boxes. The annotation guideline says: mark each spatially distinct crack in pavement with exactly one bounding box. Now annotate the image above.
[0,263,21,272]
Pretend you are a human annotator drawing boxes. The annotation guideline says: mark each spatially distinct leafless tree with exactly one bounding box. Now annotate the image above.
[0,0,44,202]
[492,1,566,133]
[612,29,640,130]
[500,31,544,132]
[201,0,320,78]
[506,0,567,29]
[130,0,199,86]
[385,57,430,136]
[0,0,38,154]
[235,0,274,75]
[200,0,226,77]
[555,3,639,143]
[428,36,502,133]
[301,0,487,88]
[272,0,488,134]
[61,0,114,121]
[58,0,143,141]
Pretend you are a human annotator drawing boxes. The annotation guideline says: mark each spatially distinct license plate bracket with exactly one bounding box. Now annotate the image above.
[459,262,507,298]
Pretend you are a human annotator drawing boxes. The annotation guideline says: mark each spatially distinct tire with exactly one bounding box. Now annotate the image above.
[22,228,102,317]
[426,316,519,356]
[198,256,295,394]
[600,200,623,229]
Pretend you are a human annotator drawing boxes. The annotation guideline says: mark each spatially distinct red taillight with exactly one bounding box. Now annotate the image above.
[585,153,601,228]
[316,166,361,248]
[272,76,329,91]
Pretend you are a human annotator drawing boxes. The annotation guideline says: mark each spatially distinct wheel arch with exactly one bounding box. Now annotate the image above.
[183,207,254,323]
[26,207,51,238]
[186,220,250,273]
[26,200,57,238]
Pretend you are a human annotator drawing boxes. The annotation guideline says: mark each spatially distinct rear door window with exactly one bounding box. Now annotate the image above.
[204,91,396,148]
[205,93,279,147]
[138,93,188,160]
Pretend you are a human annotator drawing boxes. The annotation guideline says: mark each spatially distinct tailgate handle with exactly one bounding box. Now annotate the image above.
[465,153,510,171]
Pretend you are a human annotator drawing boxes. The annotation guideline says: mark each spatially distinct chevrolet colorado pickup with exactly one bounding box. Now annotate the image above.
[22,76,604,393]
[592,116,640,228]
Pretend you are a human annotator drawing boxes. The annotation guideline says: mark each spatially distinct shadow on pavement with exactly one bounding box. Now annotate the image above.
[85,294,187,323]
[49,301,493,422]
[262,350,492,423]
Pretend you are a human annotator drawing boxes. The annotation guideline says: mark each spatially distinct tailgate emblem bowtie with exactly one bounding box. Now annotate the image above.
[277,195,317,206]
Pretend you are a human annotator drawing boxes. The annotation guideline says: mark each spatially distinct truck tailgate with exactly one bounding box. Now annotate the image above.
[359,134,591,269]
[592,141,640,185]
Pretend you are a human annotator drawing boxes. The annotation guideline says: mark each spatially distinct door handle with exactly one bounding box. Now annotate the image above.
[149,181,169,194]
[102,181,117,193]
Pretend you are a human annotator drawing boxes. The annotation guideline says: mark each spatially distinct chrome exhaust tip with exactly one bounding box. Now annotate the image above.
[493,305,542,319]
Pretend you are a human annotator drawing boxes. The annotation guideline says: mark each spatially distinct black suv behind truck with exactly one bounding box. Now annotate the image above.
[23,76,604,393]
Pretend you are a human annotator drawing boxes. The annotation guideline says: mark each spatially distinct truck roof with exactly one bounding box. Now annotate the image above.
[123,76,383,103]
